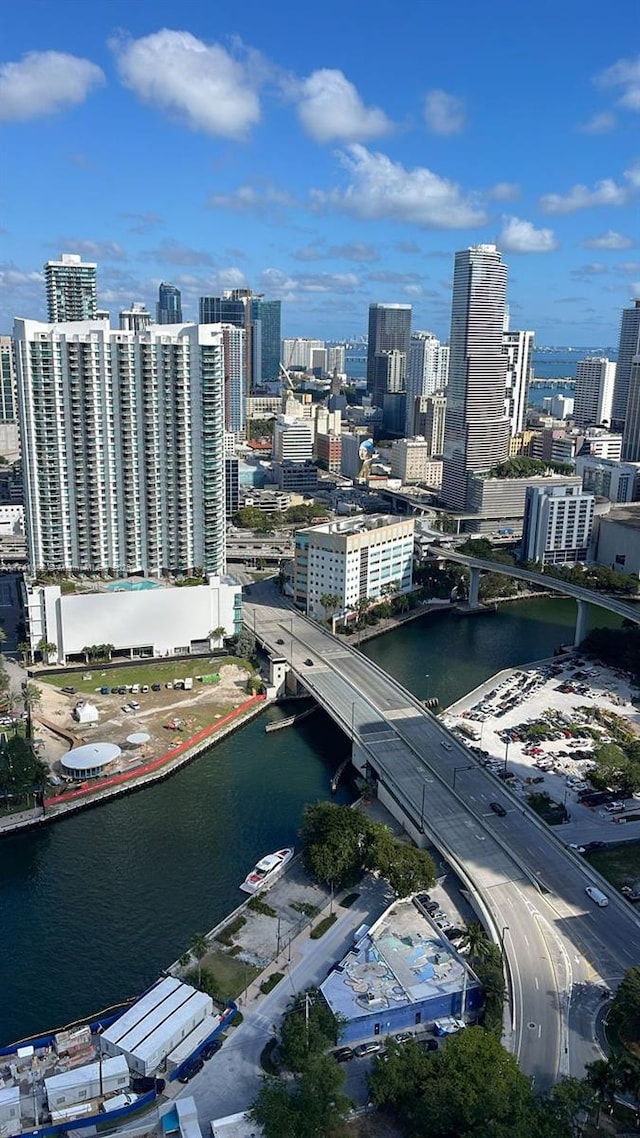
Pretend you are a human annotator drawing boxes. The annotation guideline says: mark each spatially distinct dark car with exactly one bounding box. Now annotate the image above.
[584,840,606,851]
[304,657,314,666]
[151,683,161,692]
[100,686,110,695]
[490,801,507,817]
[201,1039,223,1061]
[118,686,127,695]
[333,1046,354,1062]
[424,901,439,915]
[111,686,119,694]
[61,685,77,694]
[354,1041,381,1057]
[276,638,284,645]
[177,1057,204,1084]
[131,1076,166,1094]
[416,892,431,905]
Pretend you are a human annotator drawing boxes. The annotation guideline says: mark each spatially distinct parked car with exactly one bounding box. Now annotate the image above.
[100,686,110,695]
[354,1042,381,1057]
[141,685,149,694]
[304,658,314,666]
[394,1032,412,1043]
[201,1039,223,1060]
[61,686,77,694]
[131,1076,166,1095]
[152,683,161,691]
[129,700,141,710]
[165,682,173,689]
[177,1057,204,1084]
[333,1047,354,1062]
[110,687,119,694]
[490,801,507,817]
[605,802,625,813]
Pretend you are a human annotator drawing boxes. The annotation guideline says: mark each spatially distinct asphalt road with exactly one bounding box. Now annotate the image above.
[245,588,640,1089]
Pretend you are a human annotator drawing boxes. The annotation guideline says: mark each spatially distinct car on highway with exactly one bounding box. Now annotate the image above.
[568,844,586,853]
[333,1046,354,1062]
[490,801,507,817]
[441,741,452,751]
[276,638,284,645]
[304,658,314,666]
[584,840,606,851]
[585,885,609,907]
[354,1041,381,1057]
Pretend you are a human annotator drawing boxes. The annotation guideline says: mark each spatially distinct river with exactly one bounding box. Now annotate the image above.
[0,596,620,1045]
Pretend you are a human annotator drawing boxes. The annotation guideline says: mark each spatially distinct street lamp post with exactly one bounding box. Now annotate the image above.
[425,674,430,702]
[500,925,510,953]
[503,739,510,776]
[453,765,473,790]
[420,782,426,831]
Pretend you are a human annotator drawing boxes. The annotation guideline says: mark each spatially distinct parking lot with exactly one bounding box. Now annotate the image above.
[443,654,640,850]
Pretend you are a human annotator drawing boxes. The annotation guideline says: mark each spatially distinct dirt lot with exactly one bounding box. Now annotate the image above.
[32,658,254,780]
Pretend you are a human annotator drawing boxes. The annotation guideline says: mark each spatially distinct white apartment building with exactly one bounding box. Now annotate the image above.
[23,574,242,665]
[579,430,623,461]
[245,395,281,420]
[221,324,246,435]
[281,338,325,370]
[327,345,346,373]
[293,515,414,617]
[521,484,595,565]
[503,329,534,436]
[390,438,434,484]
[574,357,616,428]
[119,303,151,333]
[273,415,314,463]
[412,392,447,454]
[405,332,443,434]
[575,455,640,504]
[14,319,226,576]
[44,253,97,322]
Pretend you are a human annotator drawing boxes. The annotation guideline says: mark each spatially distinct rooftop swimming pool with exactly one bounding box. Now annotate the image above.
[106,580,162,592]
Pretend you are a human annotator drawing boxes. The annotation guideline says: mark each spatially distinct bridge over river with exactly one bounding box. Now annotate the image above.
[245,583,640,1090]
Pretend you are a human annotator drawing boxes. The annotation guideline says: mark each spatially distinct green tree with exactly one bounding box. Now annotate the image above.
[17,640,31,667]
[189,933,209,985]
[250,1055,350,1138]
[235,628,258,663]
[279,989,341,1073]
[300,802,375,889]
[234,507,275,532]
[208,626,226,646]
[371,836,436,896]
[21,681,42,740]
[586,1057,623,1125]
[607,966,640,1047]
[36,638,57,663]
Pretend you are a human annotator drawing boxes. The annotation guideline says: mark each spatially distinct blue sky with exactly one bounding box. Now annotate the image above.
[1,0,639,344]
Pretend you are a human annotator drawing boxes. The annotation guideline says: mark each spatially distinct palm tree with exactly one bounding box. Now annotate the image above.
[189,932,209,985]
[209,627,226,647]
[21,681,42,741]
[586,1057,624,1124]
[37,638,57,664]
[459,921,492,961]
[17,641,31,667]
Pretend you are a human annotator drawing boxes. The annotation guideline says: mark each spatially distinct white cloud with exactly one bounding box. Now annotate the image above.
[582,230,634,250]
[488,182,520,201]
[294,68,392,143]
[578,111,617,134]
[311,144,486,228]
[207,184,295,214]
[0,264,42,288]
[570,262,608,280]
[140,239,214,266]
[111,29,260,139]
[625,161,640,188]
[423,89,466,135]
[498,216,558,254]
[259,267,360,297]
[539,177,628,214]
[180,267,247,291]
[58,239,127,261]
[0,50,104,122]
[596,54,640,111]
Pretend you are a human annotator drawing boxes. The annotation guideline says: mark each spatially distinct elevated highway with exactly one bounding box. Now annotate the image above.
[245,586,640,1089]
[428,546,640,642]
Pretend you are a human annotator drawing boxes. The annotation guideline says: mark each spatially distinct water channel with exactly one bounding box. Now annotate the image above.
[0,596,621,1045]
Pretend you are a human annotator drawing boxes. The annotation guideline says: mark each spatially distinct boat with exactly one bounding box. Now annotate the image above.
[240,847,294,894]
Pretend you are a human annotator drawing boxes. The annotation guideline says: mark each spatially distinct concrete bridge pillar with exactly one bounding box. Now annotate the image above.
[574,599,589,647]
[468,566,481,609]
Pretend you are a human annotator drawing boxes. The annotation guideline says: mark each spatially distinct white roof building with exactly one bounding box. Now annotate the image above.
[100,978,213,1076]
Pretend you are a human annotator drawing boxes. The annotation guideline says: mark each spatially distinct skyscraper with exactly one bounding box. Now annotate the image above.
[221,324,246,434]
[366,304,412,406]
[441,244,510,510]
[503,328,534,437]
[156,282,183,324]
[251,298,281,384]
[14,319,226,576]
[612,299,640,433]
[44,253,97,322]
[573,357,616,428]
[200,289,253,392]
[405,331,444,435]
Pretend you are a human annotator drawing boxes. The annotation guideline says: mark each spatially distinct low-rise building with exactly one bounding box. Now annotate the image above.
[592,504,640,577]
[239,488,293,513]
[466,472,582,531]
[23,574,242,664]
[100,978,213,1077]
[315,431,342,473]
[320,897,482,1044]
[272,461,319,494]
[521,484,595,565]
[389,438,432,484]
[293,514,414,617]
[575,455,640,504]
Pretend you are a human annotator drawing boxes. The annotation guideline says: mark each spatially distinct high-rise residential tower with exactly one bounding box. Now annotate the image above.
[14,319,226,576]
[251,298,281,384]
[200,289,254,392]
[503,328,534,437]
[44,253,97,322]
[366,303,412,406]
[612,300,640,433]
[405,331,444,435]
[156,282,183,324]
[573,357,616,428]
[441,245,510,510]
[221,324,246,434]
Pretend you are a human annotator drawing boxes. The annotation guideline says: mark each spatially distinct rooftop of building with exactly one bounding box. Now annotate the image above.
[599,504,640,531]
[298,513,414,538]
[321,897,478,1022]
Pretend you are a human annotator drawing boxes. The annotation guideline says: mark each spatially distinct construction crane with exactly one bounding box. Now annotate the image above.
[279,338,303,393]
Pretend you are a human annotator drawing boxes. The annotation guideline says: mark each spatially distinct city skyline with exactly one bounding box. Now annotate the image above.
[1,0,639,342]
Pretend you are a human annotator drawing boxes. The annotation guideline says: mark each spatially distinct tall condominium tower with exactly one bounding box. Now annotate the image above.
[612,299,640,433]
[441,245,509,510]
[251,298,281,384]
[0,337,17,424]
[366,303,412,406]
[221,324,246,434]
[405,331,444,435]
[573,357,616,428]
[503,328,534,437]
[44,253,97,322]
[156,282,183,324]
[200,289,254,392]
[14,319,226,576]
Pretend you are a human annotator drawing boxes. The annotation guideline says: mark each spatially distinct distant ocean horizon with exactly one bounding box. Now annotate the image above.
[344,344,617,384]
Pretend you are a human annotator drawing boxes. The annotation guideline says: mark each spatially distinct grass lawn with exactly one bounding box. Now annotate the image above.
[40,656,253,696]
[586,840,640,889]
[202,950,260,999]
